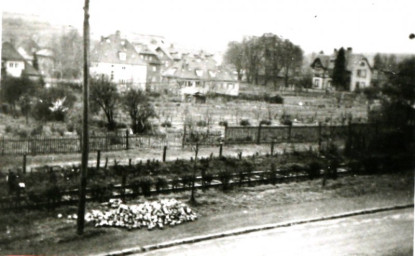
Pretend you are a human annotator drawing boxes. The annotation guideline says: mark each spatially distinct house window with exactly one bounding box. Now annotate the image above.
[9,62,15,68]
[122,66,126,70]
[313,78,320,87]
[119,52,127,61]
[357,70,366,78]
[152,66,157,72]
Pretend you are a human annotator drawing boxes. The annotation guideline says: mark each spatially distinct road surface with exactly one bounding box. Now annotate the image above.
[138,208,413,256]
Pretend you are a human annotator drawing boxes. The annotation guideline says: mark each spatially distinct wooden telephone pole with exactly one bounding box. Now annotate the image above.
[77,0,90,235]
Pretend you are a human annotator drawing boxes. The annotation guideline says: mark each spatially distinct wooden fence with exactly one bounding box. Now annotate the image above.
[0,123,389,155]
[223,123,379,144]
[0,133,174,156]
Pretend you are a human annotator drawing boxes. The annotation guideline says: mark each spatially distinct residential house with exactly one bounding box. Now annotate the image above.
[162,53,239,99]
[132,42,162,89]
[1,42,41,80]
[310,48,372,91]
[35,48,54,78]
[90,31,147,91]
[17,38,40,66]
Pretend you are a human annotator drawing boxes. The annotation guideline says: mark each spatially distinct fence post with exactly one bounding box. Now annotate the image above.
[1,136,4,155]
[257,124,262,144]
[182,125,187,149]
[224,125,228,143]
[105,133,108,151]
[270,139,275,156]
[288,123,292,142]
[23,154,26,174]
[125,129,129,150]
[96,150,101,169]
[318,122,322,151]
[121,168,127,201]
[104,157,108,169]
[219,141,223,157]
[162,146,167,162]
[79,134,82,153]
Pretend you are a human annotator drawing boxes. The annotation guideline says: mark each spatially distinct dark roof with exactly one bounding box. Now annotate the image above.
[91,32,146,66]
[19,39,40,55]
[2,42,25,61]
[22,61,41,76]
[162,55,236,82]
[311,52,371,72]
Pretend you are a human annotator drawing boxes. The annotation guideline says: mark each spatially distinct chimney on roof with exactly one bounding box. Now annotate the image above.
[115,30,121,38]
[347,47,352,52]
[334,48,337,54]
[319,50,324,54]
[101,36,104,42]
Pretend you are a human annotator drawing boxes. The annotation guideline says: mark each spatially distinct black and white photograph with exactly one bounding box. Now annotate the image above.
[0,0,414,255]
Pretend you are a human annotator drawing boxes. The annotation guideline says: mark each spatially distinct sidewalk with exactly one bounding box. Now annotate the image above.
[98,203,414,256]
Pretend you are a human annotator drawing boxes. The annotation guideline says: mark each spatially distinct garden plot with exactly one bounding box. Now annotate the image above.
[154,95,367,135]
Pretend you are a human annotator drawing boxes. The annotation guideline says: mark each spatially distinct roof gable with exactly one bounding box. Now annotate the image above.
[2,42,25,61]
[91,32,146,66]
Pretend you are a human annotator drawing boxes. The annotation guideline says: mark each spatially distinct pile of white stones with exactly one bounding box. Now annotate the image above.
[85,198,197,230]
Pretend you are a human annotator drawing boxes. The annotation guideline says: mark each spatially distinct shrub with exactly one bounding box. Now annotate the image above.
[161,121,172,128]
[30,125,44,137]
[197,120,207,127]
[202,172,214,188]
[307,161,322,179]
[180,174,194,188]
[218,121,228,127]
[240,119,251,126]
[155,176,168,192]
[266,95,284,104]
[348,159,363,174]
[280,114,292,126]
[67,123,75,133]
[268,162,277,184]
[139,176,153,197]
[90,182,112,202]
[17,129,29,139]
[218,169,232,191]
[5,125,12,133]
[260,120,272,126]
[1,104,10,114]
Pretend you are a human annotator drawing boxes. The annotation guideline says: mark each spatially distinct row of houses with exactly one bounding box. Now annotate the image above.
[89,30,239,96]
[3,31,381,95]
[2,30,240,97]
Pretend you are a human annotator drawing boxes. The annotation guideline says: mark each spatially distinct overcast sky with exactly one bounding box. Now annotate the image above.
[1,0,415,54]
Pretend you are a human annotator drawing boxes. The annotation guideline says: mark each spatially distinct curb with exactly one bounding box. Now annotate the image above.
[94,203,414,256]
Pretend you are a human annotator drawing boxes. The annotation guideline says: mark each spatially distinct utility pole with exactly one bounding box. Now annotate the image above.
[77,0,90,235]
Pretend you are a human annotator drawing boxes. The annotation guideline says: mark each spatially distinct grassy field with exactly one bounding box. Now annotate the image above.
[0,170,412,255]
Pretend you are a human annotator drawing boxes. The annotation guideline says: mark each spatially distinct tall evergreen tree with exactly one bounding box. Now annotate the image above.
[332,47,349,90]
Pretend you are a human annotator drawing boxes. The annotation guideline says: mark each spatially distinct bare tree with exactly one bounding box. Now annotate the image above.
[122,89,156,134]
[90,78,119,131]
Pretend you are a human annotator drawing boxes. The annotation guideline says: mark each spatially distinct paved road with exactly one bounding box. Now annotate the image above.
[138,208,413,256]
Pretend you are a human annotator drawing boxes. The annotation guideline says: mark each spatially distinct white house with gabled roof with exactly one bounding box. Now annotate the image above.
[90,31,147,91]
